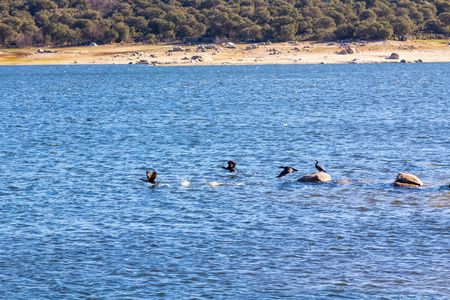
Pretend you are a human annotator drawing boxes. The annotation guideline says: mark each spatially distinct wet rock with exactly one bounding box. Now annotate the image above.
[393,172,423,187]
[297,172,332,183]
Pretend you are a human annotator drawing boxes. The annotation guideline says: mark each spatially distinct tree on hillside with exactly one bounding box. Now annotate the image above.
[0,0,448,47]
[0,23,16,45]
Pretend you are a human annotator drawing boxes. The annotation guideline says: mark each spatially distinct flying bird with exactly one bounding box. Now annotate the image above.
[315,160,326,173]
[140,171,158,184]
[222,161,238,174]
[277,166,298,178]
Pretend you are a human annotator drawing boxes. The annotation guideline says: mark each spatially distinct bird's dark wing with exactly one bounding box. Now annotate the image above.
[292,168,298,172]
[228,161,237,169]
[277,169,289,178]
[149,171,157,183]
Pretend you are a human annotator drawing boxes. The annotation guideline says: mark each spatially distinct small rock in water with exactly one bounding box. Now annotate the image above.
[337,179,351,184]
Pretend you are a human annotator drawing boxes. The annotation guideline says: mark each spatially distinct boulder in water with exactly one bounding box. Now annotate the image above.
[393,173,423,187]
[297,172,331,183]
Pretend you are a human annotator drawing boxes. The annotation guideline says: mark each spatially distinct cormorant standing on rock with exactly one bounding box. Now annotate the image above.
[277,166,298,178]
[222,161,238,174]
[140,171,157,184]
[315,160,326,173]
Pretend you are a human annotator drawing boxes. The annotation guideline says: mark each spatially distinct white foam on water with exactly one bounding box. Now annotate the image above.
[206,181,223,186]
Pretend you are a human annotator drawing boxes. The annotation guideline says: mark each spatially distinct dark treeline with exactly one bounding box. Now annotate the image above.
[0,0,449,47]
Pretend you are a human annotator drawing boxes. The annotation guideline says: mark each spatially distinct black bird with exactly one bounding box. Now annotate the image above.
[222,161,238,174]
[315,160,326,173]
[140,171,158,184]
[277,166,298,178]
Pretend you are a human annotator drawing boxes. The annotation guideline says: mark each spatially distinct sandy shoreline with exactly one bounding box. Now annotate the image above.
[1,40,449,66]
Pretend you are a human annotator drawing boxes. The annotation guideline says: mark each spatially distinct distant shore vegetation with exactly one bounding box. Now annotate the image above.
[0,0,449,47]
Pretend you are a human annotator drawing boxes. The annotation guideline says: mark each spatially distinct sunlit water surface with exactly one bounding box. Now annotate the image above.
[1,63,449,299]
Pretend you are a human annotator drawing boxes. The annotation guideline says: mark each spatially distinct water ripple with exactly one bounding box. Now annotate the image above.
[0,64,449,299]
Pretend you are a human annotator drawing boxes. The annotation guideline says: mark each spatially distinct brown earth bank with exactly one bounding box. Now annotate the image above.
[1,40,449,66]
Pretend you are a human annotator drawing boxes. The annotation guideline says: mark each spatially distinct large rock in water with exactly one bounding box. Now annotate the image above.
[393,173,423,187]
[297,172,331,183]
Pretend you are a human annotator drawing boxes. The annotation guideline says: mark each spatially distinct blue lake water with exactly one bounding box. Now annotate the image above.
[0,63,449,299]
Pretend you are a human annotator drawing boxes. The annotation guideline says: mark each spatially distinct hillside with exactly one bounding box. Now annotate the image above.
[0,0,449,47]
